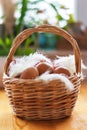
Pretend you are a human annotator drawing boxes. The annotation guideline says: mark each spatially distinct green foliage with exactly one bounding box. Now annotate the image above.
[67,14,75,24]
[15,0,29,34]
[0,35,35,56]
[0,36,12,55]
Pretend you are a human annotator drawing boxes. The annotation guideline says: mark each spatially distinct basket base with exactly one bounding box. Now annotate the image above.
[13,111,73,121]
[16,115,71,121]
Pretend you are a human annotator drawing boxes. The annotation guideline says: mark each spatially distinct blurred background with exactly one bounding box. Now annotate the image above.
[0,0,87,56]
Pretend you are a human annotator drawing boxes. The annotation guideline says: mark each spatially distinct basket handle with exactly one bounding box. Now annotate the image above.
[4,25,81,74]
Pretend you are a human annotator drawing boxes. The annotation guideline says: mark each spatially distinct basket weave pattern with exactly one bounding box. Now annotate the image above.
[3,25,81,120]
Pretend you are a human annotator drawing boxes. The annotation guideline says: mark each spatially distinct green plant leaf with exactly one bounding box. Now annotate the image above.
[24,38,33,48]
[5,37,12,46]
[15,0,29,34]
[50,3,59,15]
[30,0,45,4]
[15,47,35,56]
[0,38,8,51]
[60,5,69,9]
[67,14,75,24]
[56,14,64,21]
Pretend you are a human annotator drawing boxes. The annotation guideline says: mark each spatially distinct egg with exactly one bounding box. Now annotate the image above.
[36,62,53,75]
[20,67,39,79]
[54,67,71,76]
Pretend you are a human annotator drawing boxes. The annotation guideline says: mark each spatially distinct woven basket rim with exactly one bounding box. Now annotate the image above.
[3,73,80,85]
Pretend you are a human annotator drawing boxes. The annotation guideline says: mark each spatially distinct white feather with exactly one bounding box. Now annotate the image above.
[36,73,74,91]
[54,55,87,79]
[8,52,51,77]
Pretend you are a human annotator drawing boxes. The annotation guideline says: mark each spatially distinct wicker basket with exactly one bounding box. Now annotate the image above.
[3,25,81,120]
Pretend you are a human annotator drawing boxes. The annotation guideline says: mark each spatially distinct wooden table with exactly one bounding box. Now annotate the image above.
[0,82,87,130]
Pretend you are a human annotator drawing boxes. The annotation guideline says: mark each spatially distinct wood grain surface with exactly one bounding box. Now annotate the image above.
[0,82,87,130]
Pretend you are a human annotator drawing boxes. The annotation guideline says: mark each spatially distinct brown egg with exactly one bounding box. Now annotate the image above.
[54,67,71,76]
[36,62,53,75]
[20,67,39,79]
